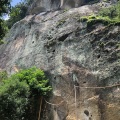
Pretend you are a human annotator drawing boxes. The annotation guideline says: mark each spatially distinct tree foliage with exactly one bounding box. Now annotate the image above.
[6,2,28,29]
[0,67,52,120]
[0,0,30,44]
[0,0,11,44]
[6,0,34,29]
[10,67,52,96]
[0,0,11,16]
[99,0,120,20]
[0,18,8,44]
[0,79,30,120]
[0,70,7,81]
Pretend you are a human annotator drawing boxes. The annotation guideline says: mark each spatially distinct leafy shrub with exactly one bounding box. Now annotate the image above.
[0,67,52,120]
[10,67,52,96]
[99,1,120,20]
[0,70,7,81]
[80,15,112,27]
[0,79,30,120]
[99,6,117,18]
[80,1,120,27]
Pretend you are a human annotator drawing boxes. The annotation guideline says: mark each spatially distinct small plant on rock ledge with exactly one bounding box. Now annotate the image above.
[79,1,120,27]
[56,19,66,27]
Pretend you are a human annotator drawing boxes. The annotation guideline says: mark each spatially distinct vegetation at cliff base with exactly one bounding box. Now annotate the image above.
[0,70,7,81]
[0,67,52,120]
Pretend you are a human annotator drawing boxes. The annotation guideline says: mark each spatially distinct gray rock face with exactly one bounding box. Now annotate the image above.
[27,0,92,14]
[27,0,118,14]
[0,4,120,120]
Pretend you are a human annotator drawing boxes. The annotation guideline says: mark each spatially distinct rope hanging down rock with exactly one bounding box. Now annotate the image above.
[44,83,120,106]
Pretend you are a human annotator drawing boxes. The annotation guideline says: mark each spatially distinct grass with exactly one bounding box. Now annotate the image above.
[56,19,66,27]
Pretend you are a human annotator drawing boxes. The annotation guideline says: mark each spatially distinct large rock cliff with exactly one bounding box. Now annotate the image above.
[27,0,95,14]
[0,2,120,120]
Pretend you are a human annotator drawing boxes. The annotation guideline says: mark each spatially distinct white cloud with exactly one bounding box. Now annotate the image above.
[3,15,10,20]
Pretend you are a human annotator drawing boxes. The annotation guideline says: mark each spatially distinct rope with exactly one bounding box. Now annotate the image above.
[44,88,74,106]
[44,98,64,106]
[74,84,120,89]
[43,84,120,120]
[44,84,120,107]
[74,85,78,120]
[44,83,120,106]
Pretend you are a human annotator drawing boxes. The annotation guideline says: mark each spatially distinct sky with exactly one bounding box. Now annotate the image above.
[11,0,23,6]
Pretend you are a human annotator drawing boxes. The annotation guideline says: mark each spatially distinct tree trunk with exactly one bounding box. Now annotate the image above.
[38,96,43,120]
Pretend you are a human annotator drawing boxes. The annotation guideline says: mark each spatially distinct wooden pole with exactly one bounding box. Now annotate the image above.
[74,85,78,120]
[38,96,43,120]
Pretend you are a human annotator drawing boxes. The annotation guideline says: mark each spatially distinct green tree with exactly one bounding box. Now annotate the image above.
[99,0,120,21]
[6,2,28,29]
[0,79,30,120]
[0,0,29,43]
[0,0,11,16]
[116,0,120,19]
[0,19,8,44]
[0,67,52,120]
[0,0,11,44]
[0,70,7,81]
[11,67,52,96]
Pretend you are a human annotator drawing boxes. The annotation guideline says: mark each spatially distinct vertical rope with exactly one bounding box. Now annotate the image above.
[74,85,78,120]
